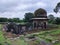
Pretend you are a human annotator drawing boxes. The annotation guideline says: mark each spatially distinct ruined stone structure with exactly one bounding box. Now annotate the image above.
[3,8,49,34]
[31,8,48,29]
[3,22,26,34]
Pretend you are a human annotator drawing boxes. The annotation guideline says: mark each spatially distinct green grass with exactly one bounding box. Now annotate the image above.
[54,42,60,45]
[5,35,28,45]
[0,31,5,43]
[27,29,60,44]
[23,29,60,45]
[0,24,5,45]
[0,31,27,45]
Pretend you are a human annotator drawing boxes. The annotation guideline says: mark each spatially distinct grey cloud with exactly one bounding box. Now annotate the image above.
[0,0,44,12]
[0,0,60,19]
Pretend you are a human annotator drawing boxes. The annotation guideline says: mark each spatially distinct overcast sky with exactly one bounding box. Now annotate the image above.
[0,0,60,19]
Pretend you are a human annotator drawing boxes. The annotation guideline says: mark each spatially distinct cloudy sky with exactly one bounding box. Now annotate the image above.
[0,0,60,19]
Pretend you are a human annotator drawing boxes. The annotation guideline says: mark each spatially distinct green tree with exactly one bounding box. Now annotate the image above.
[8,18,21,23]
[53,2,60,24]
[54,2,60,13]
[24,12,34,22]
[8,18,13,22]
[0,18,8,22]
[53,17,60,24]
[12,18,20,23]
[48,14,55,23]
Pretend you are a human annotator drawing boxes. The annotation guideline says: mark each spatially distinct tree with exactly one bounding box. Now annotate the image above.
[53,2,60,24]
[12,18,20,23]
[48,14,55,20]
[54,2,60,13]
[8,18,13,22]
[24,12,34,22]
[48,14,55,23]
[53,17,60,24]
[8,18,21,23]
[0,18,8,22]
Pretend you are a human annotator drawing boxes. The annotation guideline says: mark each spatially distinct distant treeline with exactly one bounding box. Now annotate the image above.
[48,14,60,25]
[0,13,60,25]
[0,18,24,23]
[0,12,34,23]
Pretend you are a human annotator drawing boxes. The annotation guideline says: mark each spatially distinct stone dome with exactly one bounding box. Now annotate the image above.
[34,8,47,17]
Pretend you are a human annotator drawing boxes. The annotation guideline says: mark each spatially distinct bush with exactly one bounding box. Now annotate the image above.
[46,24,59,29]
[0,43,2,45]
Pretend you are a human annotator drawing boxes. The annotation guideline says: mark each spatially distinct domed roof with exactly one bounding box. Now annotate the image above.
[34,8,47,16]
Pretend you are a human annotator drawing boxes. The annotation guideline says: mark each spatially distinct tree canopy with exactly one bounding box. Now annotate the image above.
[24,12,34,22]
[0,18,21,23]
[48,14,55,23]
[54,2,60,13]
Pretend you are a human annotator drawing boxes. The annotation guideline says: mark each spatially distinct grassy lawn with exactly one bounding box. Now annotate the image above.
[0,24,6,45]
[0,31,5,44]
[26,29,60,45]
[6,37,27,45]
[0,32,27,45]
[0,24,60,45]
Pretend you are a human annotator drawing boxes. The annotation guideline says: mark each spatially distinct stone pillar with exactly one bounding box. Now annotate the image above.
[43,21,47,29]
[33,21,36,30]
[33,21,34,30]
[36,21,38,29]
